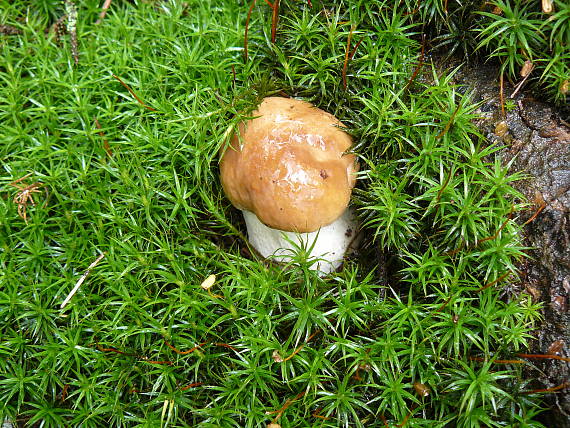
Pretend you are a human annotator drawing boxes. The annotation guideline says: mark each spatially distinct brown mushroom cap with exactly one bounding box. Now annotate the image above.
[220,97,358,233]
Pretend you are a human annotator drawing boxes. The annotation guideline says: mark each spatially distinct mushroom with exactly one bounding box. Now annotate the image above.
[220,97,359,274]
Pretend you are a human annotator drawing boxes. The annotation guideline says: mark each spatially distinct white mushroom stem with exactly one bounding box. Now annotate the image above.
[242,208,359,274]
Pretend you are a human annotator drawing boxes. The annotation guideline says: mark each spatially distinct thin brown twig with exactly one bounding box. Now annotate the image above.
[10,172,33,186]
[523,203,546,225]
[60,252,106,309]
[510,71,532,99]
[516,353,570,363]
[111,74,157,111]
[95,0,113,25]
[520,382,570,395]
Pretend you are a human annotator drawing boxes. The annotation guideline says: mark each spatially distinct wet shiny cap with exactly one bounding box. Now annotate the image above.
[220,97,358,233]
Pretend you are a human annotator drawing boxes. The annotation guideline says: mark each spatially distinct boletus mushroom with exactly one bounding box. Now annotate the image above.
[220,96,359,274]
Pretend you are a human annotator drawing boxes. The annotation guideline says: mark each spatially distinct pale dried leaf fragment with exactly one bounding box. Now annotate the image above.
[200,274,216,290]
[9,173,47,223]
[542,0,554,14]
[520,60,534,77]
[414,382,431,397]
[272,350,284,363]
[495,121,509,137]
[160,399,169,423]
[491,5,503,14]
[60,252,106,309]
[548,339,565,355]
[96,0,113,25]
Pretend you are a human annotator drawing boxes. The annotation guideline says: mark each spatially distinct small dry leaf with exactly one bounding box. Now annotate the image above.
[542,0,554,13]
[560,80,569,95]
[491,5,503,15]
[0,24,22,35]
[520,60,534,77]
[495,121,509,137]
[200,274,216,290]
[533,190,546,207]
[547,339,565,355]
[551,295,566,312]
[267,424,282,428]
[525,285,541,301]
[272,350,284,363]
[413,382,431,397]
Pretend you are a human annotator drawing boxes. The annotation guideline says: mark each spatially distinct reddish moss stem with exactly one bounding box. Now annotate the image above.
[180,382,203,391]
[271,0,280,44]
[404,34,426,91]
[516,353,570,363]
[282,330,320,362]
[476,271,511,292]
[436,103,461,139]
[521,382,570,394]
[244,0,257,62]
[111,74,156,111]
[164,340,207,355]
[524,203,546,225]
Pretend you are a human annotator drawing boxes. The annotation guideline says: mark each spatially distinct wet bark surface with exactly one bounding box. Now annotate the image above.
[450,61,570,426]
